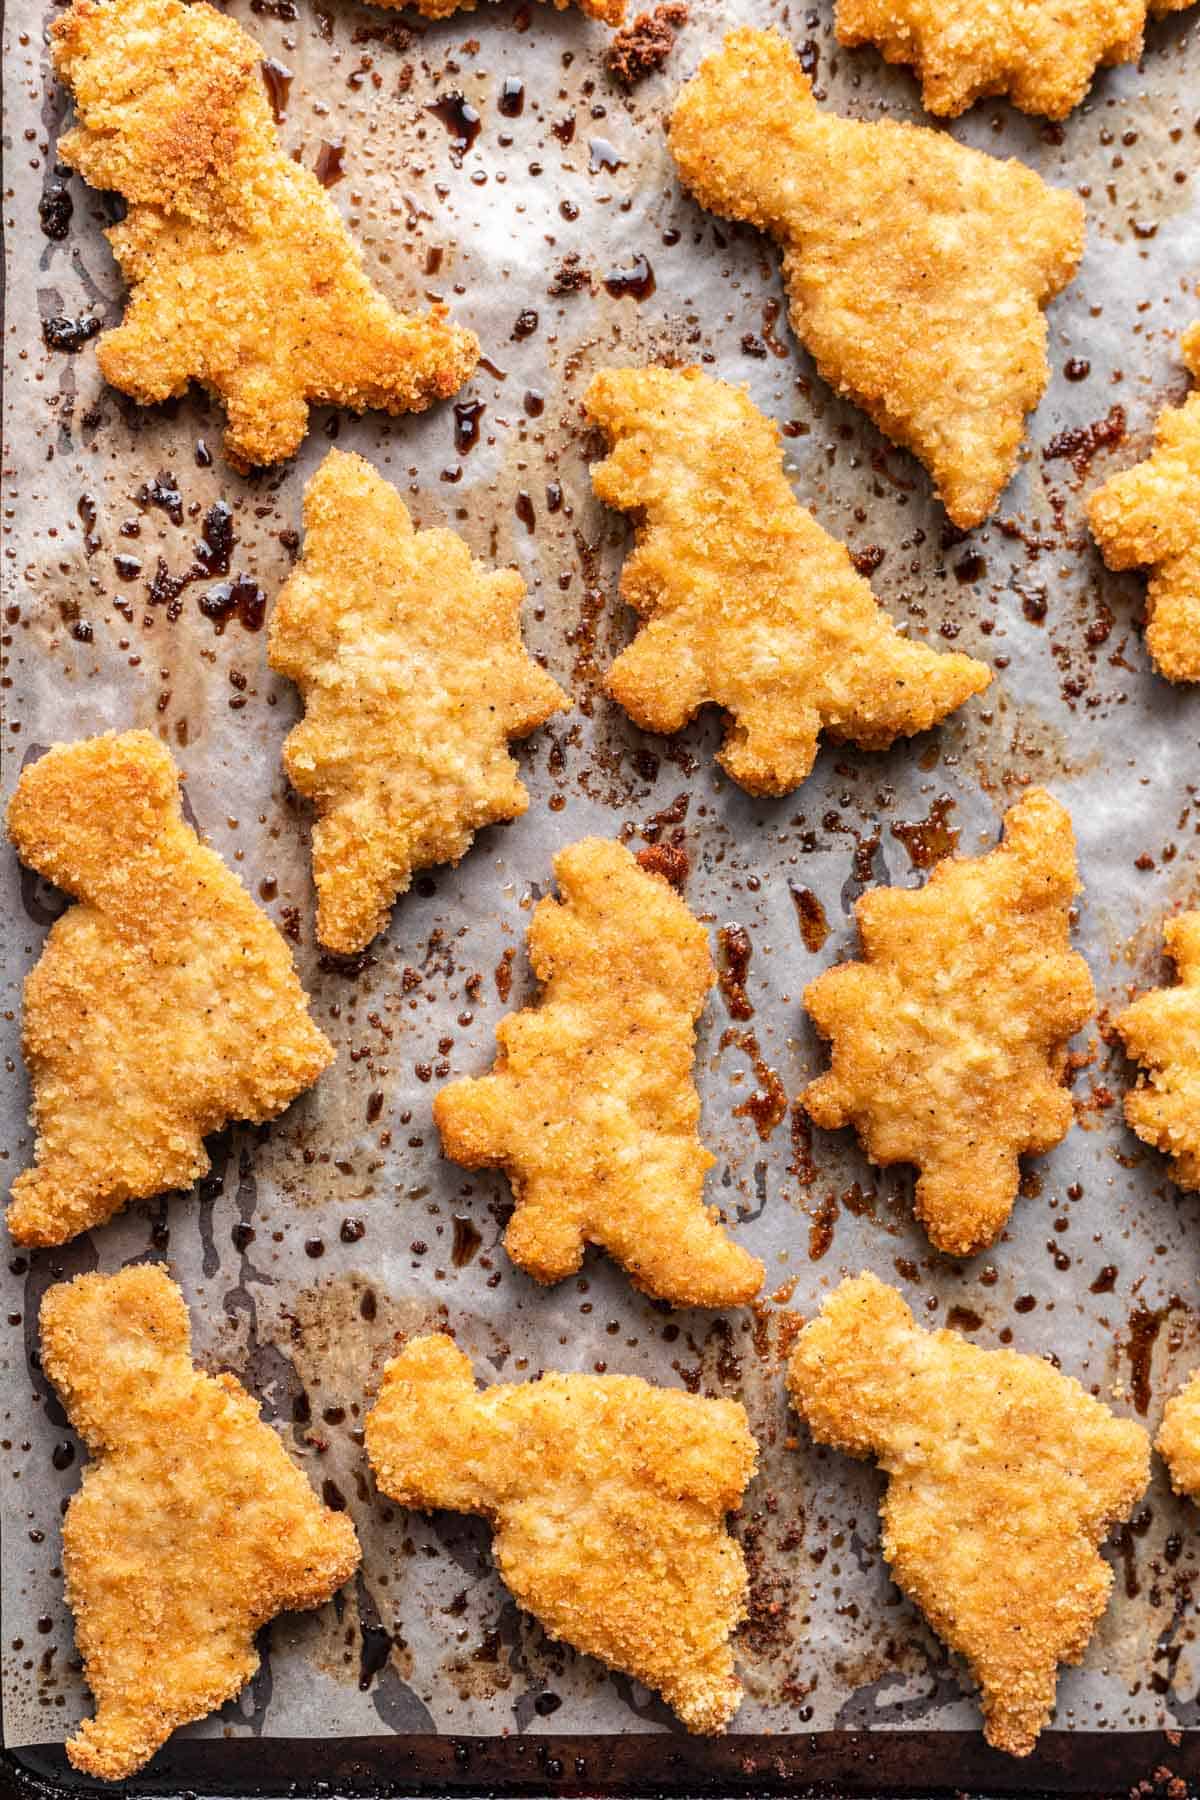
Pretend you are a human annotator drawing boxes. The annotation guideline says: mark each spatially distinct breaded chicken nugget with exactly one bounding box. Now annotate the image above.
[51,0,479,468]
[269,451,569,955]
[1088,323,1200,683]
[434,838,764,1306]
[668,28,1085,529]
[802,789,1095,1256]
[1158,1368,1200,1500]
[365,1332,756,1732]
[41,1265,361,1781]
[6,732,333,1247]
[1113,911,1200,1188]
[788,1272,1151,1756]
[835,0,1145,120]
[584,365,990,795]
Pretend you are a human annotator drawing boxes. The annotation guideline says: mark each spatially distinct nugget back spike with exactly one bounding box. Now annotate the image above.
[268,450,569,955]
[1088,323,1200,682]
[6,731,334,1247]
[1113,910,1200,1187]
[668,28,1085,528]
[41,1266,361,1781]
[366,1333,757,1732]
[802,788,1095,1255]
[585,365,990,794]
[788,1273,1151,1757]
[835,0,1147,120]
[434,838,764,1305]
[50,0,479,468]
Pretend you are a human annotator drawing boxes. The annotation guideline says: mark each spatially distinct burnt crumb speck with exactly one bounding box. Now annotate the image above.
[41,313,100,353]
[635,842,689,888]
[39,182,73,241]
[1044,404,1126,477]
[139,470,185,526]
[606,1,688,86]
[850,545,885,577]
[547,253,593,297]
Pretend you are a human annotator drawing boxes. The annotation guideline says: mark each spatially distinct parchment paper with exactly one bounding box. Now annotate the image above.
[2,0,1200,1750]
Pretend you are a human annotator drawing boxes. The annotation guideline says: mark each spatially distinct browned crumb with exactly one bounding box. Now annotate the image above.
[548,252,595,296]
[41,1266,360,1781]
[1113,910,1200,1187]
[6,731,333,1247]
[835,0,1146,119]
[434,837,764,1306]
[365,1333,756,1731]
[802,788,1096,1256]
[268,450,568,955]
[668,28,1084,528]
[1088,323,1200,683]
[606,0,688,85]
[585,364,990,795]
[788,1273,1151,1756]
[51,0,479,467]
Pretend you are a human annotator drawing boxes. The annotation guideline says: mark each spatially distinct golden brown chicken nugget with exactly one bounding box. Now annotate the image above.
[1157,1368,1200,1500]
[802,788,1095,1256]
[788,1272,1150,1756]
[835,0,1146,119]
[584,365,990,795]
[668,28,1085,529]
[1113,910,1200,1188]
[6,731,333,1247]
[1088,324,1200,683]
[434,838,764,1306]
[40,1265,361,1780]
[51,0,478,468]
[366,1332,756,1732]
[268,450,569,955]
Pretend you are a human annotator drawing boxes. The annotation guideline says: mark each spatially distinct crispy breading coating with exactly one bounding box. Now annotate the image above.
[365,1332,756,1732]
[668,28,1085,529]
[802,788,1095,1256]
[434,838,763,1305]
[6,732,333,1247]
[788,1272,1151,1756]
[1113,910,1200,1187]
[1088,324,1200,683]
[40,1265,361,1781]
[1157,1368,1200,1500]
[268,451,569,955]
[835,0,1146,120]
[50,0,479,468]
[584,365,991,795]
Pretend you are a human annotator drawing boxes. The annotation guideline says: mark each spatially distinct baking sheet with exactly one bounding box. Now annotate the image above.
[2,0,1200,1752]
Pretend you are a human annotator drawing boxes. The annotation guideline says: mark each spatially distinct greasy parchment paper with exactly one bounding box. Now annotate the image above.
[3,0,1200,1752]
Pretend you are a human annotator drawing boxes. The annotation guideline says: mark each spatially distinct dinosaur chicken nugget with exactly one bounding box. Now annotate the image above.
[835,0,1153,120]
[788,1274,1150,1755]
[669,28,1085,528]
[6,732,333,1247]
[802,789,1095,1256]
[269,450,569,955]
[585,364,990,795]
[1089,323,1200,683]
[51,0,479,466]
[41,1266,360,1780]
[434,838,764,1306]
[366,1333,757,1732]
